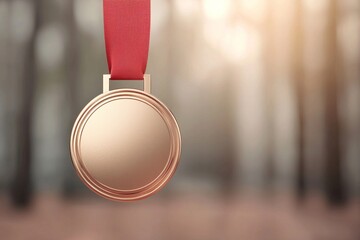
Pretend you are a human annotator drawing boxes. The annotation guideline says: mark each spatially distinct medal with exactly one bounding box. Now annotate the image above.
[70,0,181,201]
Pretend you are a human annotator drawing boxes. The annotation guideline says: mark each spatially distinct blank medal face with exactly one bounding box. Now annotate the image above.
[70,89,181,201]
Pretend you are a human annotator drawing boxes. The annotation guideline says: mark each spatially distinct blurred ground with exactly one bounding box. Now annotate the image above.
[1,193,359,240]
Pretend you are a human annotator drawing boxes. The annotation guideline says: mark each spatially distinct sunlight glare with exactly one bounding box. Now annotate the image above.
[304,0,328,13]
[175,0,199,18]
[36,25,65,70]
[240,0,266,21]
[204,22,260,63]
[222,25,250,62]
[203,0,231,20]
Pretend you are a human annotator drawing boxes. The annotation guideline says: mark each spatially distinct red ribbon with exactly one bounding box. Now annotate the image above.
[103,0,150,80]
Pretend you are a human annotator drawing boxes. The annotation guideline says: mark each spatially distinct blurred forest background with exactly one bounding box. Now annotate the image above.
[0,0,359,239]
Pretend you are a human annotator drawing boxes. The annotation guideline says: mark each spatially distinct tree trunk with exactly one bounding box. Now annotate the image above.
[324,0,345,205]
[293,0,306,199]
[0,0,11,191]
[63,0,81,196]
[264,1,275,192]
[220,75,237,196]
[11,0,42,207]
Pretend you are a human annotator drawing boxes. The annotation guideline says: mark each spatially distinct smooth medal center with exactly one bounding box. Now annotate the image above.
[80,98,171,191]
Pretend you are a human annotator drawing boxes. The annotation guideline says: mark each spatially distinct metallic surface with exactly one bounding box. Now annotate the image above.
[103,74,151,94]
[70,85,181,201]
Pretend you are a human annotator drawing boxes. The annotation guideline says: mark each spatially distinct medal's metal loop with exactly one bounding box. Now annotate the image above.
[103,74,151,94]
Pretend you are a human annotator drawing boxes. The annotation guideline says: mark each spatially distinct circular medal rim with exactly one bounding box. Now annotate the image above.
[70,89,181,202]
